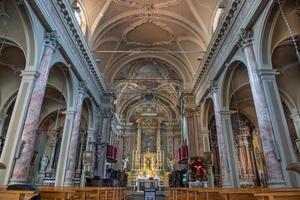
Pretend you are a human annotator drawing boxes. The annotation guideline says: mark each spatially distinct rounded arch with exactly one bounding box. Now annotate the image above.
[220,59,248,108]
[279,89,298,114]
[259,0,300,66]
[105,53,192,85]
[199,97,214,130]
[82,97,94,130]
[48,62,75,108]
[0,91,18,113]
[0,0,40,69]
[91,9,209,47]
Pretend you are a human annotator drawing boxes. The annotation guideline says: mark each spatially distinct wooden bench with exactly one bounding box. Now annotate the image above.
[167,188,300,200]
[0,187,39,200]
[39,186,128,200]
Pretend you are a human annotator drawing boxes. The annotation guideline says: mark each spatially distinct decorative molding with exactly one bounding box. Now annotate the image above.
[238,29,253,48]
[55,0,108,96]
[78,81,87,95]
[115,0,182,10]
[191,0,243,93]
[122,18,175,46]
[209,80,218,94]
[44,31,60,50]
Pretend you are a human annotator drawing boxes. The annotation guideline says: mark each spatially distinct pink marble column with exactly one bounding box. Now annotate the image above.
[211,86,231,186]
[64,82,86,186]
[240,29,285,186]
[10,32,59,184]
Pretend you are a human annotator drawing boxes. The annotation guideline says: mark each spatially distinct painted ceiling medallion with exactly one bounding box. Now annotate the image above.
[115,0,182,9]
[122,19,175,46]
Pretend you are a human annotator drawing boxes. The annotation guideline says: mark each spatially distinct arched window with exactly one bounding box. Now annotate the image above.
[212,1,226,32]
[71,1,87,35]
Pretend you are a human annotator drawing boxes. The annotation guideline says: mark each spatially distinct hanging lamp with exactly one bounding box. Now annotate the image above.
[277,0,300,63]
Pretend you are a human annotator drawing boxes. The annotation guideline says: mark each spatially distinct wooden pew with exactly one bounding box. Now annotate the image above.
[166,188,300,200]
[39,187,75,200]
[253,191,300,200]
[0,187,39,200]
[39,186,128,200]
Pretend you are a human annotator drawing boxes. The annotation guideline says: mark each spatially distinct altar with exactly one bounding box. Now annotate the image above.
[135,176,160,191]
[126,116,170,188]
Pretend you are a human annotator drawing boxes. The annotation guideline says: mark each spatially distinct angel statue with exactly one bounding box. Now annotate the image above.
[122,157,129,171]
[167,157,175,172]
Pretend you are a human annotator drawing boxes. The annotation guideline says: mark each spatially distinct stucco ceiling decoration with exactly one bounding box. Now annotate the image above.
[122,19,175,46]
[115,0,182,10]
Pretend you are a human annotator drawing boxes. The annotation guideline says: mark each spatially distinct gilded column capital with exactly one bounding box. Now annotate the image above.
[239,29,253,48]
[44,31,60,50]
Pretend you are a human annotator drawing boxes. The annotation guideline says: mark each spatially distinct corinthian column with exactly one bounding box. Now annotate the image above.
[10,32,60,184]
[239,29,285,186]
[64,82,86,186]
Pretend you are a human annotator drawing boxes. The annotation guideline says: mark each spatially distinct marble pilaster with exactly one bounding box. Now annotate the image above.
[95,106,113,178]
[211,86,235,187]
[64,82,86,186]
[0,70,39,185]
[260,68,300,186]
[290,112,300,153]
[0,110,7,155]
[186,110,197,157]
[55,110,76,186]
[0,110,7,138]
[240,29,285,186]
[47,133,59,171]
[10,32,60,184]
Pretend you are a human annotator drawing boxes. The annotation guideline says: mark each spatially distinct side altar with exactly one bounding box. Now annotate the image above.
[126,116,170,188]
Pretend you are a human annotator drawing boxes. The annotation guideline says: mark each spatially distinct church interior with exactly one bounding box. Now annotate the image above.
[0,0,300,199]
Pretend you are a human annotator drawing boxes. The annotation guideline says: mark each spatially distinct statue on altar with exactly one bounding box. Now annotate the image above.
[146,158,151,170]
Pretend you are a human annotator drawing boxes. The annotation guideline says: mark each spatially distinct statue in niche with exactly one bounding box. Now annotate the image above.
[40,154,49,172]
[167,158,175,172]
[122,157,129,171]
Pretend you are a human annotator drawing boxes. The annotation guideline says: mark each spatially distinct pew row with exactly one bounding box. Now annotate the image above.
[39,187,128,200]
[0,187,39,200]
[0,186,128,200]
[167,188,300,200]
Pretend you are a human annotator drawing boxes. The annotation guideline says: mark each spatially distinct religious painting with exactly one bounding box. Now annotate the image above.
[141,132,157,153]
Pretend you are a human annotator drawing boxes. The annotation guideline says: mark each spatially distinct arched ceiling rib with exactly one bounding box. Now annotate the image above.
[79,0,225,124]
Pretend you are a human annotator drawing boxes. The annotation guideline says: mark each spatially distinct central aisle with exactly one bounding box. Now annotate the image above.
[131,191,167,200]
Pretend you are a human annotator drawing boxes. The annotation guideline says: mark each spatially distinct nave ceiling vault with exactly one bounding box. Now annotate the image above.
[75,0,225,124]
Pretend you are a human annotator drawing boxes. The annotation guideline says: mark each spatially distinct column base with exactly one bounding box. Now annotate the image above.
[267,180,287,188]
[9,178,28,185]
[64,181,73,186]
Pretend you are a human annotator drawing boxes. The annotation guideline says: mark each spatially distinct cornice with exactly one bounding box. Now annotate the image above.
[54,0,108,96]
[191,0,243,94]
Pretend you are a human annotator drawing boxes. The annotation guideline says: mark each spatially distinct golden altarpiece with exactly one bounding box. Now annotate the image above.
[126,115,170,187]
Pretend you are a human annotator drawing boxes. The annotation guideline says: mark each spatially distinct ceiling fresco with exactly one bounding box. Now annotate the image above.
[74,0,226,124]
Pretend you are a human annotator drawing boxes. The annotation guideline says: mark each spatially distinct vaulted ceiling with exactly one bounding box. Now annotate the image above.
[75,0,225,123]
